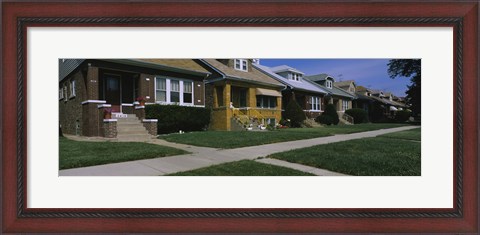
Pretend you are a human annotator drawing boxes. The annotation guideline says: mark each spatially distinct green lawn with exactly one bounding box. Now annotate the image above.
[269,136,421,176]
[60,137,188,170]
[379,128,421,141]
[168,160,314,176]
[160,123,408,149]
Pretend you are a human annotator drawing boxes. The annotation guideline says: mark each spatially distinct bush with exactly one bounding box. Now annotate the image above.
[284,100,306,128]
[370,103,386,123]
[316,103,339,125]
[145,104,211,134]
[316,115,334,125]
[345,108,369,124]
[395,110,412,123]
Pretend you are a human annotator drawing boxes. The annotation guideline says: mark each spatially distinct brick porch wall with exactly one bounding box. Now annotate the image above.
[142,120,158,136]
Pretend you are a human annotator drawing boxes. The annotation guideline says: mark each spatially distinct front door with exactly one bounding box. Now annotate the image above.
[104,74,121,112]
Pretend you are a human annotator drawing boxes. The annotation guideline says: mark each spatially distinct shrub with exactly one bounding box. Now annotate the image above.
[395,110,412,123]
[284,100,306,128]
[145,104,211,134]
[316,103,339,125]
[345,108,369,124]
[316,115,334,125]
[370,103,386,123]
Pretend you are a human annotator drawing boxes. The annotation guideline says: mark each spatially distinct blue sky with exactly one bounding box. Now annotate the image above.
[259,59,412,97]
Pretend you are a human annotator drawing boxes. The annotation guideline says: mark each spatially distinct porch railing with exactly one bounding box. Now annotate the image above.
[232,107,267,125]
[342,113,355,124]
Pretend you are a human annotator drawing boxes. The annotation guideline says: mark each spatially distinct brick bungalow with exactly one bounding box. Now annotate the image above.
[198,59,285,131]
[253,63,329,119]
[59,59,211,138]
[304,74,356,123]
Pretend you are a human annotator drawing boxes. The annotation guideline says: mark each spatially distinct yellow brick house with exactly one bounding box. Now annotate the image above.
[199,59,285,131]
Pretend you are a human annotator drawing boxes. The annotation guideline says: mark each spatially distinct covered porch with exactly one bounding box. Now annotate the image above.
[209,81,282,131]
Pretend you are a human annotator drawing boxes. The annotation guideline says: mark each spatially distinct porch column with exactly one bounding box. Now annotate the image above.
[212,85,219,108]
[86,66,99,100]
[139,74,154,103]
[276,96,282,122]
[223,82,232,130]
[247,87,256,107]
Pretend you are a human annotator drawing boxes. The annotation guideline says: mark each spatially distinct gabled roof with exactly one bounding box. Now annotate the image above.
[59,59,210,82]
[305,74,355,99]
[334,80,356,88]
[270,65,305,75]
[304,73,334,82]
[253,64,328,95]
[138,59,210,74]
[200,59,284,88]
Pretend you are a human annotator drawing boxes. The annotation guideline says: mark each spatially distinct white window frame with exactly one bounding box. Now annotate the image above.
[155,77,167,102]
[63,85,68,102]
[154,76,194,106]
[69,80,76,98]
[310,96,321,111]
[234,59,248,72]
[59,87,64,100]
[342,100,349,111]
[326,80,333,89]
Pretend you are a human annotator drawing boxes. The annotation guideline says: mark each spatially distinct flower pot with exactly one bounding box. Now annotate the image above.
[104,113,112,119]
[139,100,146,106]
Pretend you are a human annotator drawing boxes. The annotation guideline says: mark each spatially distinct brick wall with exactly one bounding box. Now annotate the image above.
[102,121,117,138]
[139,73,155,103]
[134,106,146,120]
[142,120,158,136]
[59,69,86,135]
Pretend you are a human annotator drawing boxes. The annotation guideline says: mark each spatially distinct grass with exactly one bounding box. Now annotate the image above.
[168,160,314,176]
[269,136,421,176]
[60,137,188,170]
[379,128,421,141]
[160,123,409,149]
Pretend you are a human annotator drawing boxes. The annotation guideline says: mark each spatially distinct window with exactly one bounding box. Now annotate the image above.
[256,95,277,109]
[155,78,166,102]
[326,80,333,89]
[70,80,76,97]
[342,100,349,111]
[292,73,298,81]
[311,96,321,111]
[59,87,64,100]
[234,59,248,71]
[170,80,180,103]
[183,81,193,104]
[155,77,195,106]
[63,85,68,101]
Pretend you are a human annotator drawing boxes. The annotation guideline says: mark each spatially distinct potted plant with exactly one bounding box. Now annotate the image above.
[104,108,112,119]
[136,96,146,106]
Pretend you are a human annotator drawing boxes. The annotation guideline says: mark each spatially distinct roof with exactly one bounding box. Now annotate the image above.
[138,59,209,74]
[304,75,355,99]
[334,80,356,88]
[253,64,328,95]
[304,73,333,82]
[201,59,284,87]
[270,65,305,75]
[59,59,210,81]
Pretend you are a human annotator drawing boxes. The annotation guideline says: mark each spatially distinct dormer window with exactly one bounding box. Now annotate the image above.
[291,73,301,81]
[326,80,333,89]
[234,59,248,71]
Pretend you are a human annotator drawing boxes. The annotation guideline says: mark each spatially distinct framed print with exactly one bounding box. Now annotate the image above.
[2,0,478,233]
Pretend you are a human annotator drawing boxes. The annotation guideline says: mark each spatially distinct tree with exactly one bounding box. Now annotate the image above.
[284,100,306,127]
[387,59,421,117]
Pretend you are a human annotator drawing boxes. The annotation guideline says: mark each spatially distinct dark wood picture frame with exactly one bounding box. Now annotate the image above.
[2,1,478,233]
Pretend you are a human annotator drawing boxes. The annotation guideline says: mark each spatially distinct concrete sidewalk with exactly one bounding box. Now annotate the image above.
[59,126,420,176]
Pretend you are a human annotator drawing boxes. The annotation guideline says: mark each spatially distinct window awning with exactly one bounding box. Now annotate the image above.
[390,106,398,111]
[255,88,282,97]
